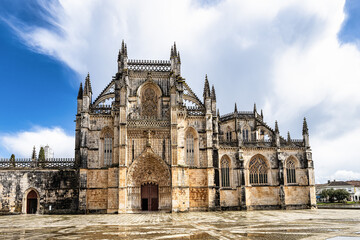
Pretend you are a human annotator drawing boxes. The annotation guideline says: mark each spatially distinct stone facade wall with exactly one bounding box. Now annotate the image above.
[0,170,79,214]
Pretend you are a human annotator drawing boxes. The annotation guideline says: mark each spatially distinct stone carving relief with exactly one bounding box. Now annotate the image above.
[141,88,158,117]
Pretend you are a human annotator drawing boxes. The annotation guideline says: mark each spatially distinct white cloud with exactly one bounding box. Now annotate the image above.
[3,0,360,182]
[0,127,74,158]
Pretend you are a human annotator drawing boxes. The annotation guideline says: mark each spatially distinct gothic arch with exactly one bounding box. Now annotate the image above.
[184,126,199,167]
[22,188,40,214]
[127,147,171,187]
[126,147,172,211]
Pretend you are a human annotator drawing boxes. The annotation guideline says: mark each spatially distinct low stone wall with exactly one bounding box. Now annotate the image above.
[0,169,79,214]
[317,204,360,209]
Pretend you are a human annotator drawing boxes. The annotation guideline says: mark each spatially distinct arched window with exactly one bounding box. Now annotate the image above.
[226,127,232,142]
[221,157,230,187]
[249,156,268,185]
[242,129,249,141]
[286,158,296,184]
[104,132,113,167]
[186,133,194,166]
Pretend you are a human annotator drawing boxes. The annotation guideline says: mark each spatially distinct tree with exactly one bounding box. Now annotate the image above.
[10,154,15,167]
[334,189,350,202]
[31,146,37,160]
[38,147,46,168]
[320,189,335,202]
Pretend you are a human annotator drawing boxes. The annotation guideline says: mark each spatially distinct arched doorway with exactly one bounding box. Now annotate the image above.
[141,183,158,211]
[26,190,38,214]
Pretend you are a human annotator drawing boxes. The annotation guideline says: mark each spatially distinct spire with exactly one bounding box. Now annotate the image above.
[203,74,210,99]
[253,103,257,113]
[77,83,83,99]
[303,117,309,135]
[83,73,92,96]
[118,49,121,61]
[124,43,128,57]
[234,103,238,113]
[275,121,279,133]
[261,109,263,118]
[121,40,125,54]
[217,109,220,118]
[287,131,291,144]
[177,51,181,63]
[173,42,177,56]
[211,85,216,101]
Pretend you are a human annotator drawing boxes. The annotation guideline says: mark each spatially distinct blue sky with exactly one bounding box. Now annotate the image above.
[0,0,360,183]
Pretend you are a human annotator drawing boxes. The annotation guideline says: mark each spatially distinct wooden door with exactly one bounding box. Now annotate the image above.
[141,184,158,211]
[26,190,38,214]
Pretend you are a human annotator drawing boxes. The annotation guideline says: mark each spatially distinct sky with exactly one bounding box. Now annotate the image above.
[0,0,359,183]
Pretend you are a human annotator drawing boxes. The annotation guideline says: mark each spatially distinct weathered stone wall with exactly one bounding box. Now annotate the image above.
[284,186,310,206]
[246,186,280,208]
[189,169,208,209]
[220,189,239,207]
[0,169,79,214]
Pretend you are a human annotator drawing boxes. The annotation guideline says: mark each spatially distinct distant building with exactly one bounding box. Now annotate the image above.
[316,180,360,202]
[44,145,54,159]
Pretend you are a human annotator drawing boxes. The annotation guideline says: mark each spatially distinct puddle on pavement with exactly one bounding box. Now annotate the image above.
[1,210,360,239]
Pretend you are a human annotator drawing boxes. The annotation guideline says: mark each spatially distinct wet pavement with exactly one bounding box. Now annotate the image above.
[0,209,360,239]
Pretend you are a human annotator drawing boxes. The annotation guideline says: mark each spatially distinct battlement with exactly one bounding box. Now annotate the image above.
[127,59,171,72]
[0,158,76,169]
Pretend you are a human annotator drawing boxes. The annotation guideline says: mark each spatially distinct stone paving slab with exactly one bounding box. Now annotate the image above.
[0,209,359,239]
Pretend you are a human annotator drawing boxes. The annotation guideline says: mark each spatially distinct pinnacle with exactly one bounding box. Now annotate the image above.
[77,83,83,99]
[303,117,309,135]
[211,85,216,101]
[83,73,92,96]
[203,74,210,99]
[287,131,291,143]
[275,121,279,133]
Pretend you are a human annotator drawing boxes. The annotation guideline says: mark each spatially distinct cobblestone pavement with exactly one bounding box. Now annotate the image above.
[0,209,360,239]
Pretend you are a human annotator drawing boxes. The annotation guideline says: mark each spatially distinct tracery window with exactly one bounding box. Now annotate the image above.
[141,88,158,117]
[249,156,268,185]
[104,132,113,166]
[186,133,194,166]
[221,158,230,187]
[286,159,296,184]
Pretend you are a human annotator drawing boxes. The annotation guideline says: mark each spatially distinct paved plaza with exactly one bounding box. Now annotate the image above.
[0,209,359,239]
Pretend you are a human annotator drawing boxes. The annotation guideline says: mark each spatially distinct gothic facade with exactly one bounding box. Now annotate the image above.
[75,41,316,213]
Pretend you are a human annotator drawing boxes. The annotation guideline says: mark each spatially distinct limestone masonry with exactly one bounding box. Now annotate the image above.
[0,41,316,214]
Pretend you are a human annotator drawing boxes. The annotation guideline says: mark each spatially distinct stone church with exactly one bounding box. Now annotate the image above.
[74,41,316,213]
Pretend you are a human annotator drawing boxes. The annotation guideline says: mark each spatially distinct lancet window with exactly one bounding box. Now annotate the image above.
[286,159,296,184]
[186,133,194,166]
[243,129,249,141]
[104,132,113,167]
[249,156,268,185]
[221,157,230,187]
